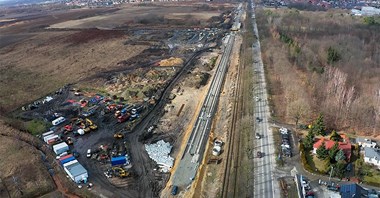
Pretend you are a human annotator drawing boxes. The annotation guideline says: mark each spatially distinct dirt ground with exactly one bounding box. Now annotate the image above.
[0,31,147,111]
[0,2,236,197]
[49,6,220,29]
[0,135,55,198]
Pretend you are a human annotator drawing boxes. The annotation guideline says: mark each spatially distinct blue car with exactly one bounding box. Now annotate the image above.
[171,185,178,195]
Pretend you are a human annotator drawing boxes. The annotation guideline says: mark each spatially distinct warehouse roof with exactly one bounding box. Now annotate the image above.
[64,160,87,177]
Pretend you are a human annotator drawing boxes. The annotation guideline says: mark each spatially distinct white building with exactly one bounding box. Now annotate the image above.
[364,147,380,168]
[357,137,377,148]
[63,160,88,183]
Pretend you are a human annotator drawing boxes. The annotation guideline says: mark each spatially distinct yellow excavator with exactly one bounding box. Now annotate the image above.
[85,118,98,131]
[112,167,129,178]
[113,132,124,139]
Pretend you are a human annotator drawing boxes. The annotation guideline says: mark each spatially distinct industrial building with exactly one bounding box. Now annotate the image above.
[63,160,88,183]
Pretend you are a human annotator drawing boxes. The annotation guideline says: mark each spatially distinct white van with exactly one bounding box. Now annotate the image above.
[52,117,66,126]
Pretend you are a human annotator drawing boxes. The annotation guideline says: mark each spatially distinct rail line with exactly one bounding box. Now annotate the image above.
[221,36,244,198]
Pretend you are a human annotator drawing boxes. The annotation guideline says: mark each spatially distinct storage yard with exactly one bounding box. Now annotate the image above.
[0,2,238,197]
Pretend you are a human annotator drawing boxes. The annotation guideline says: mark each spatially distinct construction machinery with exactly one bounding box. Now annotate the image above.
[112,167,129,178]
[66,137,74,145]
[64,124,73,132]
[86,118,98,130]
[114,132,124,139]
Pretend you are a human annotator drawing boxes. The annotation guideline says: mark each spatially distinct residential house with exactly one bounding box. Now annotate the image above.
[364,147,380,168]
[313,134,352,161]
[356,137,377,148]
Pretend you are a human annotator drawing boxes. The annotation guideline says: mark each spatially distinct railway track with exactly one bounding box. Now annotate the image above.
[221,36,244,198]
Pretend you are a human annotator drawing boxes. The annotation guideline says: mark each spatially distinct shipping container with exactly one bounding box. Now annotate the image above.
[60,156,75,165]
[111,156,126,166]
[59,154,73,161]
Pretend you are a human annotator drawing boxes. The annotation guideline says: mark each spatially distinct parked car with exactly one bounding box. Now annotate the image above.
[212,146,222,156]
[281,134,289,139]
[86,149,92,158]
[214,139,223,147]
[171,185,178,195]
[257,151,263,158]
[256,133,261,139]
[327,186,339,191]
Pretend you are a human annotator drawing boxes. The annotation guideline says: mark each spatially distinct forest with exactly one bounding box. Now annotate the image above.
[256,8,380,135]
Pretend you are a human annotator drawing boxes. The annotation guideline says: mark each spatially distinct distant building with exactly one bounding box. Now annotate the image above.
[351,6,380,16]
[364,147,380,168]
[356,137,377,148]
[313,134,352,161]
[362,6,380,15]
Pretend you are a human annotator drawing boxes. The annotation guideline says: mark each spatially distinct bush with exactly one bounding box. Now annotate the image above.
[26,119,48,136]
[300,143,314,172]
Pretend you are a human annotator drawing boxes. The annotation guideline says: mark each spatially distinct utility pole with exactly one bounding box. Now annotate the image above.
[329,166,334,181]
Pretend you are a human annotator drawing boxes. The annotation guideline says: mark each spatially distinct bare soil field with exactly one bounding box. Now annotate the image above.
[256,8,380,134]
[0,31,147,112]
[49,5,220,29]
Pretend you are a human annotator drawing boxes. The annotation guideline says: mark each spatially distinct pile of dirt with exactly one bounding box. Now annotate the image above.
[183,71,211,89]
[158,57,183,66]
[105,68,176,101]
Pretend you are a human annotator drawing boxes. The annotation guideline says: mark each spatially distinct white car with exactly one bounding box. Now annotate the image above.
[214,139,223,147]
[86,149,92,158]
[212,146,222,156]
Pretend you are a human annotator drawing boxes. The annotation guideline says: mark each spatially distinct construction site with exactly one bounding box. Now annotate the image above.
[0,2,241,198]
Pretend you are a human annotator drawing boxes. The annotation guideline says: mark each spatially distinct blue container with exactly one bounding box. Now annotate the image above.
[60,156,75,166]
[111,156,126,166]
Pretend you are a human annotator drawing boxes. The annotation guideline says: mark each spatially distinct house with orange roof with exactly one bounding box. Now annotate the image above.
[312,134,352,161]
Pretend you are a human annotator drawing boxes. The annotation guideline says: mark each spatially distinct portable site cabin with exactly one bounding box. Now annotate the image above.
[44,134,59,144]
[53,142,69,155]
[42,131,54,137]
[44,134,57,143]
[52,117,66,126]
[63,160,88,183]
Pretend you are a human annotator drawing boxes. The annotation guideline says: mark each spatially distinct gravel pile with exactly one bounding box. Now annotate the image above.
[145,140,174,172]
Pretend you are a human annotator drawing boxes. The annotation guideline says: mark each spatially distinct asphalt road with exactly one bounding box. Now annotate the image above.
[250,0,278,197]
[171,32,235,189]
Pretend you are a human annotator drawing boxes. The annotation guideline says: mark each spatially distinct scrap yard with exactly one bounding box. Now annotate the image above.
[0,2,243,198]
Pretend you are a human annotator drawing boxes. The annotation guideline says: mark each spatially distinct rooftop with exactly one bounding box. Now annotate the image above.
[313,134,352,160]
[357,137,376,144]
[65,161,87,177]
[340,183,366,198]
[364,147,380,159]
